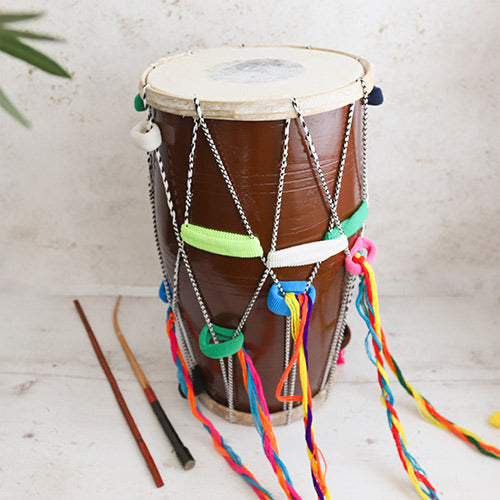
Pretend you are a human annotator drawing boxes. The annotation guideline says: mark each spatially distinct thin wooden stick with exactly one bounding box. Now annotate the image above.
[74,299,164,488]
[113,296,195,470]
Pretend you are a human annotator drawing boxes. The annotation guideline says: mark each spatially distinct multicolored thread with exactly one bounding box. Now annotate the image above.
[165,308,274,500]
[236,347,302,500]
[166,307,303,499]
[353,252,500,462]
[354,264,439,500]
[276,293,330,500]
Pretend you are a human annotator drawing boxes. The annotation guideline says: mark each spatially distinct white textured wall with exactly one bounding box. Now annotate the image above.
[1,0,499,296]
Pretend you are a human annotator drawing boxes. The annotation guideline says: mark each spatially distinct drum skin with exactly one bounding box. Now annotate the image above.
[153,103,363,413]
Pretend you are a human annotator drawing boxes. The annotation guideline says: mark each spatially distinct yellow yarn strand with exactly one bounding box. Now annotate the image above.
[361,257,500,460]
[362,260,436,500]
[285,293,330,500]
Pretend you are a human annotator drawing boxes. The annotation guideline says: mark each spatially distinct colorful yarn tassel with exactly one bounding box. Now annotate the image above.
[165,308,274,500]
[236,348,302,500]
[353,249,500,498]
[166,307,303,499]
[354,269,439,500]
[276,293,330,500]
[352,253,500,462]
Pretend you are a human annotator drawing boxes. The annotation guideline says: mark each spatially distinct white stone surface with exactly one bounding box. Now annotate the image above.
[0,292,499,499]
[0,1,499,296]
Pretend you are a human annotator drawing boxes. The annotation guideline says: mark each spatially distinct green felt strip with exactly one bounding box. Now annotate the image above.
[181,223,264,258]
[199,324,244,359]
[324,201,369,240]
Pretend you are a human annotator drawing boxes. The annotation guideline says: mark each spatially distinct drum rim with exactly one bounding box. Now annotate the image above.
[139,44,375,120]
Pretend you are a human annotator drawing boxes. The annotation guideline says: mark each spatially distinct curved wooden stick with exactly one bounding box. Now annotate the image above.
[113,296,195,470]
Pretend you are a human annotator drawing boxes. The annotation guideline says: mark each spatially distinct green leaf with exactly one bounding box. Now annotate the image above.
[0,28,61,41]
[0,86,30,127]
[0,34,71,78]
[0,12,43,24]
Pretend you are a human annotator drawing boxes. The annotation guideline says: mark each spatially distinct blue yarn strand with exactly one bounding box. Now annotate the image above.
[240,348,296,488]
[355,279,440,500]
[167,310,275,499]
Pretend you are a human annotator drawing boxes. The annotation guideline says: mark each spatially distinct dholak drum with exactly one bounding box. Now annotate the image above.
[135,45,375,425]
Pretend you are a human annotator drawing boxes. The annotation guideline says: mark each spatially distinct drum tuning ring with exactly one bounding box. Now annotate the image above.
[345,237,377,275]
[130,121,162,152]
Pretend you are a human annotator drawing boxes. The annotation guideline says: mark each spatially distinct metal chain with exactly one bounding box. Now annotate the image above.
[282,315,291,413]
[226,354,235,422]
[148,161,169,295]
[321,272,356,392]
[286,317,298,424]
[171,249,197,370]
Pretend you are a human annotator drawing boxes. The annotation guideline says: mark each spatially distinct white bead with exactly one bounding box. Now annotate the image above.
[130,121,162,151]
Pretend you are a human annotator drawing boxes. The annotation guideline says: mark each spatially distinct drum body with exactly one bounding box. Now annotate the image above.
[144,46,373,419]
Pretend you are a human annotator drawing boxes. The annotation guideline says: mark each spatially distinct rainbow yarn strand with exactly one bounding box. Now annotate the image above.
[166,307,302,500]
[237,348,303,500]
[276,293,330,500]
[165,308,274,500]
[354,268,439,500]
[353,248,500,498]
[352,254,500,461]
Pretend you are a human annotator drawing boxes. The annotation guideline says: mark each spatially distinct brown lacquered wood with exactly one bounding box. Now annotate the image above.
[153,103,362,413]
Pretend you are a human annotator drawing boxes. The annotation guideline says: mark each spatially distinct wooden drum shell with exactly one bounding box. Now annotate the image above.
[152,103,363,414]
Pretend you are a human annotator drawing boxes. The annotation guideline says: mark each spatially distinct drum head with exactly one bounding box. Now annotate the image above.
[140,45,374,120]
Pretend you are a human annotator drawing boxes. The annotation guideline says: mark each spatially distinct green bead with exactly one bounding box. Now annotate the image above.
[134,93,146,112]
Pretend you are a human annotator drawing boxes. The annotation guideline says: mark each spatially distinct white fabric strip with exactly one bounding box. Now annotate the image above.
[266,235,348,269]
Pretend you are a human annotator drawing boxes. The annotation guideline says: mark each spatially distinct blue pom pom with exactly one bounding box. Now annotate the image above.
[368,86,384,106]
[159,281,170,303]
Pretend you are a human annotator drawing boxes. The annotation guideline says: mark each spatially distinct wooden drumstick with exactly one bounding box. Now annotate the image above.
[113,296,195,470]
[73,299,164,488]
